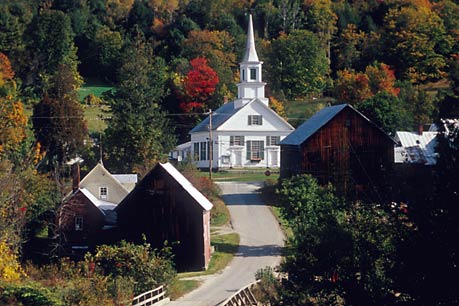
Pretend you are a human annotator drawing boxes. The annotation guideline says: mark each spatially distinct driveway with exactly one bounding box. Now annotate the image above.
[168,182,285,306]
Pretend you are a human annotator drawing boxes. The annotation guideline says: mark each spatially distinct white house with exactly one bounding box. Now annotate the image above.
[189,15,294,169]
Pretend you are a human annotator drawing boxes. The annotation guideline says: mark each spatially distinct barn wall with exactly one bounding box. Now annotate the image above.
[282,107,394,200]
[117,167,208,271]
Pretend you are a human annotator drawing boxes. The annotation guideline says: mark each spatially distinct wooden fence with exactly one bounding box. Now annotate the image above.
[220,280,260,306]
[131,285,170,306]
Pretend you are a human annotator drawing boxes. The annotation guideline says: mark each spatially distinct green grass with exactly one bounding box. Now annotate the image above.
[169,279,201,300]
[178,233,239,279]
[211,198,230,226]
[285,98,332,128]
[83,105,110,134]
[78,85,113,102]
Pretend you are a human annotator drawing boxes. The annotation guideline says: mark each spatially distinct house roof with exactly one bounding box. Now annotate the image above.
[79,188,118,225]
[158,162,213,211]
[395,131,438,165]
[280,104,394,146]
[80,162,130,194]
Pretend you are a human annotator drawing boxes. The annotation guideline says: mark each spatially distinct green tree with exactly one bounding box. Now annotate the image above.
[382,3,451,83]
[85,240,176,295]
[356,91,409,135]
[104,37,176,175]
[277,175,399,305]
[28,9,80,95]
[267,29,329,99]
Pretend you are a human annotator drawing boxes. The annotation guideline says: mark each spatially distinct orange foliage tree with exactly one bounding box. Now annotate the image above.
[334,62,400,104]
[0,53,27,156]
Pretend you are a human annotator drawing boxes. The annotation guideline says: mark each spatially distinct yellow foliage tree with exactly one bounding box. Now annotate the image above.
[0,240,25,281]
[269,96,287,120]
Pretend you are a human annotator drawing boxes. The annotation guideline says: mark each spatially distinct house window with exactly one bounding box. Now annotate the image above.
[230,136,244,146]
[99,187,107,199]
[75,216,83,231]
[248,115,263,125]
[250,68,257,80]
[246,140,264,161]
[266,136,280,146]
[193,142,199,161]
[200,141,209,161]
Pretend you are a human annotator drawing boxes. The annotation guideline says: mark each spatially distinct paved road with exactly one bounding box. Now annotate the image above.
[168,182,285,306]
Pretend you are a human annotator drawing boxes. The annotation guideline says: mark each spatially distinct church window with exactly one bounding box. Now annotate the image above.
[266,136,280,146]
[250,68,256,80]
[246,140,264,161]
[230,136,244,146]
[248,115,263,125]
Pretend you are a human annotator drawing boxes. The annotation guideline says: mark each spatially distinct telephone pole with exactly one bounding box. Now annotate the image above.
[208,109,213,180]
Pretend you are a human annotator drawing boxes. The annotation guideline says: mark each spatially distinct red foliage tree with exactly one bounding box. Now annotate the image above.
[179,57,219,112]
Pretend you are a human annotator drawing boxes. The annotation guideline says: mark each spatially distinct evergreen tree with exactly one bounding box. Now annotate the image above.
[104,35,176,175]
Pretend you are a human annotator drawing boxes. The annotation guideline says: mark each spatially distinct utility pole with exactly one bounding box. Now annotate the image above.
[208,109,213,180]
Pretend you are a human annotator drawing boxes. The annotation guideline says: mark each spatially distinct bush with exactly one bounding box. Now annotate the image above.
[85,240,176,295]
[0,281,62,306]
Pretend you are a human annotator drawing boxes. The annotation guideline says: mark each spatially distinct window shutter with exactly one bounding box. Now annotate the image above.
[260,116,263,125]
[230,136,234,146]
[260,141,265,159]
[241,136,245,145]
[266,136,270,146]
[246,141,251,160]
[248,116,252,125]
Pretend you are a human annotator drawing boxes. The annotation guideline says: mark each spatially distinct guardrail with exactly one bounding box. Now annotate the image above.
[132,285,170,306]
[220,280,260,306]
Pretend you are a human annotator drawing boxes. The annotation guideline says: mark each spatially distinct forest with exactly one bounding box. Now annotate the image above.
[0,0,458,305]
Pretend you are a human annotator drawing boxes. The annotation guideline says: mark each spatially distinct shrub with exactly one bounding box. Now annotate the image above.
[0,281,62,306]
[85,241,176,295]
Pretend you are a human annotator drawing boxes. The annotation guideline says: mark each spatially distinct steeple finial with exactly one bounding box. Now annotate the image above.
[243,14,259,62]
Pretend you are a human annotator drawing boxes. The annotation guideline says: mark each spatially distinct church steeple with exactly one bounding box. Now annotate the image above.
[243,14,259,62]
[235,15,268,109]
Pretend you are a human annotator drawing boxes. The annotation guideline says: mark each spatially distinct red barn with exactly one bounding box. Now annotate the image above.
[280,104,396,200]
[116,162,213,272]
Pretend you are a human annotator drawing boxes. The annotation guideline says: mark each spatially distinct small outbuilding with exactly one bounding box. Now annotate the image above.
[280,104,396,199]
[116,162,213,271]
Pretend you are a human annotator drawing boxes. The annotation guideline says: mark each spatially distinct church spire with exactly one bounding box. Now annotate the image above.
[242,14,259,63]
[235,14,268,109]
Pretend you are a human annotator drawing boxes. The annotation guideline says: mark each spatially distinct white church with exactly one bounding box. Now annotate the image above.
[187,15,294,170]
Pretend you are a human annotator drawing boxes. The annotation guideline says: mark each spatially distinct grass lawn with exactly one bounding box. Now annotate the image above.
[83,105,110,134]
[285,97,333,128]
[78,84,113,102]
[177,233,240,280]
[169,279,201,300]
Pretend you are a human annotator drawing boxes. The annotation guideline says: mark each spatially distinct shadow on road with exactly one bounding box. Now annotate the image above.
[221,193,264,206]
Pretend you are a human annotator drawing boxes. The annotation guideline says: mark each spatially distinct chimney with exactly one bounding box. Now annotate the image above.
[418,123,424,135]
[72,163,80,192]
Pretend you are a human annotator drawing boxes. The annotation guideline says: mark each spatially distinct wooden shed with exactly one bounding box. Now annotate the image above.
[116,162,213,272]
[280,104,396,200]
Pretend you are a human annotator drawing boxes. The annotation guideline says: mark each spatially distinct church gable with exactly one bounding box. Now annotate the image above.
[217,100,293,132]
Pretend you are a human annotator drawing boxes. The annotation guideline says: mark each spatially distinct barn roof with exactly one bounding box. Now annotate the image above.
[158,162,213,211]
[280,104,348,146]
[280,103,395,146]
[395,131,438,165]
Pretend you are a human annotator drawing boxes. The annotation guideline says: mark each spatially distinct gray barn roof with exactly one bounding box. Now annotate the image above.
[280,104,348,146]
